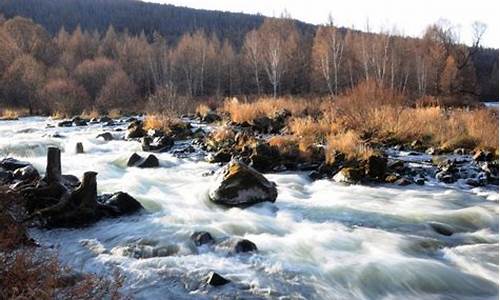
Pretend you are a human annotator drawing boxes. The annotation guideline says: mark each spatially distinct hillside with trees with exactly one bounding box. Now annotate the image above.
[0,0,498,116]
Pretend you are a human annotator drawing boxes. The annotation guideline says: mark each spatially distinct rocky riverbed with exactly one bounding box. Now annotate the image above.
[0,116,498,299]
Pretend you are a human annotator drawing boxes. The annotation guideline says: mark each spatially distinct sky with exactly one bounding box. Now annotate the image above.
[143,0,499,48]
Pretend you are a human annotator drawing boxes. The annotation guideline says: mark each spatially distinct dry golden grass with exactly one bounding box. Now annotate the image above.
[326,131,374,162]
[268,135,301,158]
[80,108,100,120]
[210,125,235,143]
[0,108,29,119]
[143,113,183,133]
[195,103,211,117]
[221,97,323,123]
[108,109,122,119]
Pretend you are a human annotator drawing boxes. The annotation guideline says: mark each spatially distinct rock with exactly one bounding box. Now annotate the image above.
[333,167,364,184]
[57,120,73,127]
[436,171,455,183]
[126,120,145,139]
[127,153,142,167]
[98,192,143,216]
[201,111,222,123]
[76,142,84,154]
[0,158,31,171]
[217,238,257,254]
[98,116,111,123]
[149,136,174,152]
[414,177,425,185]
[72,117,87,126]
[308,170,323,181]
[208,160,278,207]
[191,231,215,246]
[127,153,159,168]
[473,150,493,162]
[13,165,39,182]
[385,174,400,183]
[233,239,257,253]
[429,222,454,236]
[206,272,230,286]
[366,154,387,179]
[0,170,13,184]
[249,142,280,173]
[395,177,412,186]
[209,149,232,163]
[251,116,273,133]
[96,132,113,141]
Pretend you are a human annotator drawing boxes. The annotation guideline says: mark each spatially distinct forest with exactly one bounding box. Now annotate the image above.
[0,0,498,116]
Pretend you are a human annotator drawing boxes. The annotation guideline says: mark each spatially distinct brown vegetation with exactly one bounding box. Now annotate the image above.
[0,187,125,299]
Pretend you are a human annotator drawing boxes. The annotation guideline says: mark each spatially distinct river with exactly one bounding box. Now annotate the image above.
[0,117,498,299]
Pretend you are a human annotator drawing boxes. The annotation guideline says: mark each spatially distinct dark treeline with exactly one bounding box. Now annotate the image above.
[0,1,498,116]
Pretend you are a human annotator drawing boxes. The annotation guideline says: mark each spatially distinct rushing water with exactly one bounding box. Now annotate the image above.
[0,117,498,299]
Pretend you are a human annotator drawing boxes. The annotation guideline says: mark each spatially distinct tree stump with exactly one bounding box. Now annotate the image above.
[45,147,62,184]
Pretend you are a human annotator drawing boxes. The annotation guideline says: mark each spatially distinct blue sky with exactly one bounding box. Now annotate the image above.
[143,0,499,48]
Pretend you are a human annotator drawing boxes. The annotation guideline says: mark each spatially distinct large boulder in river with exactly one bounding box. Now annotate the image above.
[208,160,277,207]
[98,192,144,217]
[127,153,159,168]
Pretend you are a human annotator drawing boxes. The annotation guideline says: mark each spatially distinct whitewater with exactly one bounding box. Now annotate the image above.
[0,117,498,299]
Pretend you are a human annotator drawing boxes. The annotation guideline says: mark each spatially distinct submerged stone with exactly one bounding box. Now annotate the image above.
[191,231,215,246]
[206,272,230,286]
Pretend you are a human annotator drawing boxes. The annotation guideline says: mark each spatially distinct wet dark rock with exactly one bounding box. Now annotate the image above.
[209,149,232,163]
[191,231,215,246]
[333,167,364,184]
[217,238,258,254]
[127,153,159,168]
[395,177,412,186]
[0,170,13,184]
[49,132,65,139]
[98,192,143,216]
[149,136,174,152]
[76,142,84,154]
[57,120,73,127]
[0,158,31,171]
[126,120,146,139]
[429,222,454,236]
[96,132,113,141]
[99,116,112,123]
[473,150,493,162]
[414,176,426,185]
[251,116,273,134]
[72,117,87,126]
[387,160,406,172]
[13,165,39,182]
[200,111,222,123]
[206,272,230,286]
[436,171,456,184]
[208,160,277,207]
[249,142,280,173]
[366,154,387,179]
[308,170,323,181]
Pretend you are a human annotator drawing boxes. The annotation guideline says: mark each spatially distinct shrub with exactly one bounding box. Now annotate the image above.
[326,131,374,162]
